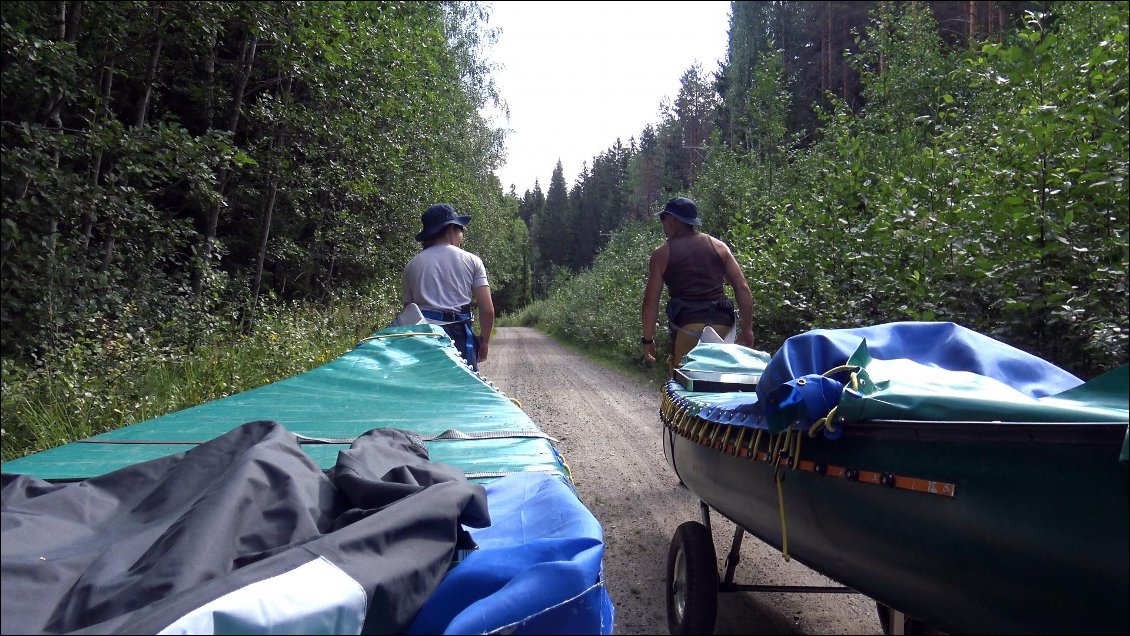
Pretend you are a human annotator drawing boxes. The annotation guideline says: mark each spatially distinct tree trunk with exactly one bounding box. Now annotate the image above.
[841,12,849,100]
[37,0,81,353]
[967,0,978,42]
[97,235,115,274]
[43,0,82,127]
[228,34,257,133]
[246,178,279,332]
[134,6,165,129]
[82,60,115,250]
[204,29,217,130]
[247,68,289,333]
[822,1,832,95]
[44,0,82,254]
[879,1,888,76]
[193,33,258,296]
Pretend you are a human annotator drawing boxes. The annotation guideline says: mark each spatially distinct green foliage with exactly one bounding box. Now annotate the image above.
[1,0,516,359]
[519,1,1126,380]
[1,1,526,456]
[511,221,668,379]
[530,161,574,289]
[1,287,399,461]
[718,1,1128,376]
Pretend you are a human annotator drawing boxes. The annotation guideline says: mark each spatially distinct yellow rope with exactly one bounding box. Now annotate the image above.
[822,364,863,393]
[792,428,804,465]
[807,405,840,438]
[714,423,731,447]
[801,363,858,438]
[821,364,859,377]
[769,426,803,561]
[825,406,840,435]
[734,427,747,456]
[768,430,782,459]
[557,453,576,484]
[775,455,791,561]
[356,331,443,344]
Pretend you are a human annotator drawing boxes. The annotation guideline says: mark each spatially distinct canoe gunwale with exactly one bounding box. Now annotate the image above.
[835,419,1128,444]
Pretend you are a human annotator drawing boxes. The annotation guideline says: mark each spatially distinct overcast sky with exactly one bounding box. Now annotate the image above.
[482,1,732,195]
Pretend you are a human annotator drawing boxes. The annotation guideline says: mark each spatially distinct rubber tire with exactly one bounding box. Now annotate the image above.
[876,602,945,635]
[666,521,719,635]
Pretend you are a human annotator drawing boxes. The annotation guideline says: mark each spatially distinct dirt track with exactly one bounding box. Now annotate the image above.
[480,327,882,635]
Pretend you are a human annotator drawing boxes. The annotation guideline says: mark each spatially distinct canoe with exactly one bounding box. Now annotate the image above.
[660,322,1128,634]
[1,324,615,635]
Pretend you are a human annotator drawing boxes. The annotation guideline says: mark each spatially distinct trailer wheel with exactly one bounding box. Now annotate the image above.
[667,521,718,635]
[876,602,944,635]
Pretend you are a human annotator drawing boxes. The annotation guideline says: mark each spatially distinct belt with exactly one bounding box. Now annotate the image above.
[422,309,472,323]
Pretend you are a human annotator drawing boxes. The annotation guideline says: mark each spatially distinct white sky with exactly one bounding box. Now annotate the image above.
[482,1,733,195]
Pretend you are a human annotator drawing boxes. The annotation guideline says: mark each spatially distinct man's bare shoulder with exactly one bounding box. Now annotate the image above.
[707,234,735,253]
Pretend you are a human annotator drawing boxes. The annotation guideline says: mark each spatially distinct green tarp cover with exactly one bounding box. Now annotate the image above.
[838,350,1130,424]
[2,325,567,482]
[678,343,772,374]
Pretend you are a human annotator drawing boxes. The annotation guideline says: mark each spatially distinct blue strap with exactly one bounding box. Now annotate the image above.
[422,309,477,371]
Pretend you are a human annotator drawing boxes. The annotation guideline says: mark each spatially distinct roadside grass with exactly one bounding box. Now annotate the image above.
[1,297,398,462]
[547,326,669,390]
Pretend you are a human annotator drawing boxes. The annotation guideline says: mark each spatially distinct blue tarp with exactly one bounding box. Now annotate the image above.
[408,472,614,635]
[672,322,1129,438]
[757,321,1084,401]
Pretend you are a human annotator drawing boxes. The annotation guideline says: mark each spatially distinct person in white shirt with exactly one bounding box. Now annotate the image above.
[402,203,494,370]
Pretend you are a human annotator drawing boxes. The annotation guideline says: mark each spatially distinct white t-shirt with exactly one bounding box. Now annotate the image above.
[402,244,489,313]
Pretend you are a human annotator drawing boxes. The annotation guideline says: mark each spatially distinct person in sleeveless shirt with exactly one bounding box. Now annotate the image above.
[403,203,495,371]
[640,196,754,377]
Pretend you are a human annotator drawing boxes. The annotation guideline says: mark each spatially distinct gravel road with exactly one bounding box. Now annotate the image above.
[481,327,883,635]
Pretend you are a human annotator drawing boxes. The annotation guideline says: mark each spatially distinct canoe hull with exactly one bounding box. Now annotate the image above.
[662,419,1129,634]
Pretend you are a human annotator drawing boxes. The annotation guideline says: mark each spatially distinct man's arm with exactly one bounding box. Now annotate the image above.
[641,246,667,362]
[402,267,415,307]
[473,284,494,362]
[716,239,755,348]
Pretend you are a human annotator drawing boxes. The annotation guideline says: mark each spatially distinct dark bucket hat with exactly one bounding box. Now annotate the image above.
[416,203,472,242]
[657,196,701,226]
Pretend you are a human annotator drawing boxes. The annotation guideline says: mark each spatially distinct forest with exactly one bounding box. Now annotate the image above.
[2,1,1127,460]
[517,0,1127,382]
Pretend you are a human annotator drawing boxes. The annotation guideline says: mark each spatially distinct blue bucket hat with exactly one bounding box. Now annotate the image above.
[657,196,701,226]
[416,203,472,242]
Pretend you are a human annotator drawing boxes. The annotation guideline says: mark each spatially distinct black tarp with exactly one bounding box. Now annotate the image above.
[1,421,490,634]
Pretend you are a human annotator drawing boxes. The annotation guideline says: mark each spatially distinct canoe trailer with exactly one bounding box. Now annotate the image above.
[666,499,931,635]
[661,324,1129,635]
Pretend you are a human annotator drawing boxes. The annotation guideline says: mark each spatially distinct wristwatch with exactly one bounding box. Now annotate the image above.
[640,336,654,345]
